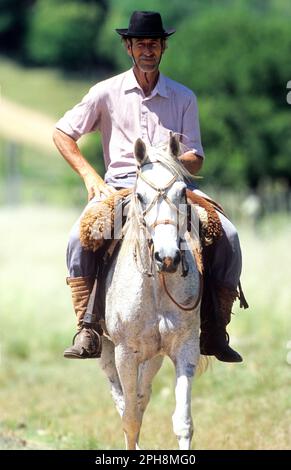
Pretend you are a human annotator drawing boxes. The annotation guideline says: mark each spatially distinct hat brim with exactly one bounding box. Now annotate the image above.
[115,28,176,38]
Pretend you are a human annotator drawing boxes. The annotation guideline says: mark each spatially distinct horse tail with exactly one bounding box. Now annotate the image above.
[196,354,213,376]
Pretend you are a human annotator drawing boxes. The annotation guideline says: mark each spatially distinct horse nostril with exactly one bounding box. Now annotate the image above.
[173,251,181,265]
[154,252,162,262]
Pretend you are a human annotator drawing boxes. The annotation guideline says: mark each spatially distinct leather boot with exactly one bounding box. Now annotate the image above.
[63,277,102,359]
[200,285,243,363]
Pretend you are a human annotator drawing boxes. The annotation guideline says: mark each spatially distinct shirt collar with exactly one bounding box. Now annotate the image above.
[123,68,168,99]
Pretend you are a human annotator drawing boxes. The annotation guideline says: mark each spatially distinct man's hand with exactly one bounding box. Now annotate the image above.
[178,151,203,175]
[84,173,117,201]
[52,130,117,200]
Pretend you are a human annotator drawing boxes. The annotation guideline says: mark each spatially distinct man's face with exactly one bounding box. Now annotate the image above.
[126,38,165,72]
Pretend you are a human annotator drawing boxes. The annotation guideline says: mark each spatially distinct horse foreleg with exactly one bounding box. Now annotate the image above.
[99,336,124,417]
[133,356,164,449]
[171,335,200,450]
[115,345,140,450]
[137,355,164,426]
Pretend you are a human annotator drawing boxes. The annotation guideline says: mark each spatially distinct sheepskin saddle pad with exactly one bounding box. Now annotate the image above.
[80,188,222,252]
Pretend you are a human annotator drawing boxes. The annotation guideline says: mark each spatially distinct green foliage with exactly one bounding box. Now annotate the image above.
[162,6,291,187]
[0,0,33,53]
[26,0,104,69]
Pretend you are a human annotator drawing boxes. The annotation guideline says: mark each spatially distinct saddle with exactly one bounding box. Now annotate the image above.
[80,188,223,255]
[80,188,132,252]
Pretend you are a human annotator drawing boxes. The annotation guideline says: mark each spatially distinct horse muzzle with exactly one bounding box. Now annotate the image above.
[154,251,181,273]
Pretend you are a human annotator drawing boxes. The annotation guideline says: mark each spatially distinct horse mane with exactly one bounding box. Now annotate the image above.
[120,189,144,258]
[146,141,194,183]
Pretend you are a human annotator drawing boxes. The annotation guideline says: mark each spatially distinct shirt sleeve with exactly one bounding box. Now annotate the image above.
[55,84,103,141]
[181,93,204,158]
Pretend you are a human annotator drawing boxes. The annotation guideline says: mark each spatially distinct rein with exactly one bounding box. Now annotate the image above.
[159,271,203,311]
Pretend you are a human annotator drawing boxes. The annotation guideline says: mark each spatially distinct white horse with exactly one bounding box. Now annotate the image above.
[98,135,202,450]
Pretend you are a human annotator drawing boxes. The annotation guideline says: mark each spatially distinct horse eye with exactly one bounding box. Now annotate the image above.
[136,193,144,204]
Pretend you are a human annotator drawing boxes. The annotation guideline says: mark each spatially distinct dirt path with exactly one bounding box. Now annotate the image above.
[0,97,56,153]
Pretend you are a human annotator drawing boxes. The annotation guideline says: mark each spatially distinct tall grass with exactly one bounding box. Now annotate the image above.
[0,206,291,449]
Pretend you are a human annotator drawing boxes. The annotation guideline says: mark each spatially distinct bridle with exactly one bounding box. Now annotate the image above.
[137,163,181,229]
[133,161,202,311]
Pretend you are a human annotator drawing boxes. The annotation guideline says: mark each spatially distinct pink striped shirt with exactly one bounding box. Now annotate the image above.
[56,68,204,181]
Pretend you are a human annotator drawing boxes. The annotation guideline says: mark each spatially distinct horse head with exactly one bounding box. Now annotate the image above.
[133,134,188,273]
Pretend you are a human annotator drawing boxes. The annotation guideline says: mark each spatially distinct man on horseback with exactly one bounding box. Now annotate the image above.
[53,11,246,363]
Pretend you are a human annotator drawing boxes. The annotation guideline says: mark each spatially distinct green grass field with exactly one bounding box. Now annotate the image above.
[0,56,98,118]
[0,206,290,450]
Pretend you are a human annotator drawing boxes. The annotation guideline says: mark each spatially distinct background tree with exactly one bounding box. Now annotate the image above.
[25,0,106,70]
[0,0,34,56]
[162,5,291,187]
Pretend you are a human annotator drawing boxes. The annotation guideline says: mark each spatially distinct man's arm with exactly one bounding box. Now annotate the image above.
[179,91,205,175]
[179,151,203,175]
[52,129,115,200]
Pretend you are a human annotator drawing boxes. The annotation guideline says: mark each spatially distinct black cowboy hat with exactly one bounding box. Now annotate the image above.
[115,11,175,38]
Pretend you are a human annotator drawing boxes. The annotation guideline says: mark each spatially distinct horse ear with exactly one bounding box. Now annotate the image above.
[169,132,180,159]
[134,138,147,165]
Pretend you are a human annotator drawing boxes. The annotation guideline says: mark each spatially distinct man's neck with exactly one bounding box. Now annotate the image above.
[133,67,160,97]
